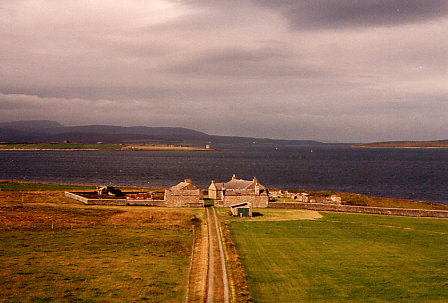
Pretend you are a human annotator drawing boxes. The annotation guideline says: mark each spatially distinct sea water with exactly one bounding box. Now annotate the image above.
[1,147,447,204]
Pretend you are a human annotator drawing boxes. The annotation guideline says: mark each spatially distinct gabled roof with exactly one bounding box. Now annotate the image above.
[209,181,225,190]
[225,177,265,190]
[224,179,256,190]
[170,179,199,191]
[209,175,265,191]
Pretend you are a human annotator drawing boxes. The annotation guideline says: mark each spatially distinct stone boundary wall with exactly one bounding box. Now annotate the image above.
[64,192,166,206]
[268,202,448,218]
[217,195,269,208]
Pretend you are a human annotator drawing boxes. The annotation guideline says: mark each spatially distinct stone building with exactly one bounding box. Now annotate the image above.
[209,174,269,208]
[164,179,204,207]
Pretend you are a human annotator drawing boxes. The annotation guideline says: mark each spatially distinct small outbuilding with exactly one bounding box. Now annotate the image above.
[230,202,252,217]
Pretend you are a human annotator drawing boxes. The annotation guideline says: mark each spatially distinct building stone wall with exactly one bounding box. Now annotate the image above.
[163,179,204,207]
[208,189,223,200]
[164,193,204,207]
[269,202,448,218]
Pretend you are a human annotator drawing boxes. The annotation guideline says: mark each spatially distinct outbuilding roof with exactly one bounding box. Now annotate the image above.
[231,202,250,208]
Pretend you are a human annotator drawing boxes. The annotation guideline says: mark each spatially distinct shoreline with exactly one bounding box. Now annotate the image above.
[2,179,447,209]
[0,147,217,151]
[353,146,448,149]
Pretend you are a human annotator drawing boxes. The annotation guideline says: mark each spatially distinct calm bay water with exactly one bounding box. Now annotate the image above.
[1,147,447,204]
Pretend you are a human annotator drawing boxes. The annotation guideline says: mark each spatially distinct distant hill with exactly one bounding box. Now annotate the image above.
[354,140,448,148]
[0,120,63,129]
[0,120,329,148]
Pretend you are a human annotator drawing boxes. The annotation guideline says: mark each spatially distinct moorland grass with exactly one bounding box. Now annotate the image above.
[230,212,448,302]
[0,228,191,302]
[0,193,202,302]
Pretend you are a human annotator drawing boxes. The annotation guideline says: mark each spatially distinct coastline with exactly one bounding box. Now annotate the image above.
[353,146,448,149]
[0,147,217,151]
[2,179,447,210]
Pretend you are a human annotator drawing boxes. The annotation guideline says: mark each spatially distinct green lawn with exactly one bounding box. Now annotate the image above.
[230,212,448,302]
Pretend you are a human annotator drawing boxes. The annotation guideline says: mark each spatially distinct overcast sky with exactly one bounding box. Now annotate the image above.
[1,0,447,142]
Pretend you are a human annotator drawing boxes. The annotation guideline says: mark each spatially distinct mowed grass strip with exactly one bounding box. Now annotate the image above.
[0,195,200,302]
[230,212,448,302]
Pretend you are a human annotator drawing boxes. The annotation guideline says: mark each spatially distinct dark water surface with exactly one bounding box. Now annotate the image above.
[1,147,447,204]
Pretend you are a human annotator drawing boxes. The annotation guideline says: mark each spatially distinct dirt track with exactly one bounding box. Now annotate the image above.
[206,207,229,303]
[186,207,230,303]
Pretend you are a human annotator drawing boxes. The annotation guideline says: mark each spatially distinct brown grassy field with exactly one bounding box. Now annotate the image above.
[0,190,204,302]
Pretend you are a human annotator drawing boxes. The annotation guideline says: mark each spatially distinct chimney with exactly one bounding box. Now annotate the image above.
[185,179,192,183]
[232,174,237,180]
[253,177,260,194]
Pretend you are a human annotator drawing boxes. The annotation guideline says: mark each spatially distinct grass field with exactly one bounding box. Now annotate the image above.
[0,190,203,302]
[230,212,448,302]
[0,181,97,191]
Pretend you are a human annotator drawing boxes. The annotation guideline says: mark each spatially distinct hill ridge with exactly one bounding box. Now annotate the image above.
[0,120,325,148]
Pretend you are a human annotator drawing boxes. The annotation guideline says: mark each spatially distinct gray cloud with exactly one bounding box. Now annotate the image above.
[164,47,331,80]
[0,1,447,142]
[253,0,448,29]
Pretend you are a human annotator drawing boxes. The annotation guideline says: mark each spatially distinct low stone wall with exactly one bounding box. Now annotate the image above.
[65,192,90,204]
[268,202,448,218]
[65,192,166,206]
[217,195,269,208]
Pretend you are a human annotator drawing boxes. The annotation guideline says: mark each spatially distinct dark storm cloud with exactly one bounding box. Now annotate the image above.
[253,0,448,29]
